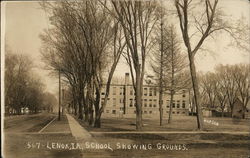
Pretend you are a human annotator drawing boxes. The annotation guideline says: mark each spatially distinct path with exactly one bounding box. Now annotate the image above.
[66,114,92,140]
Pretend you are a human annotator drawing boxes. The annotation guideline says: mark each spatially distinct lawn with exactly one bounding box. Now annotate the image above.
[76,115,250,132]
[74,115,250,158]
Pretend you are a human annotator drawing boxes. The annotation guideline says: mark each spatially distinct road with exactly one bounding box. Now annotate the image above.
[3,113,83,158]
[4,113,55,133]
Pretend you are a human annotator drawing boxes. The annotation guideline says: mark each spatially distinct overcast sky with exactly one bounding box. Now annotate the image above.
[2,0,250,95]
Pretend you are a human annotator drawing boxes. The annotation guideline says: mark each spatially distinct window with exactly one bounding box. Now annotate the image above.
[182,101,186,108]
[120,87,123,95]
[166,111,169,113]
[173,101,175,108]
[106,110,109,113]
[112,110,116,114]
[149,111,152,114]
[129,99,133,107]
[149,99,152,107]
[144,111,148,114]
[177,111,180,114]
[182,90,186,97]
[153,99,157,107]
[149,88,153,96]
[172,111,175,114]
[101,92,105,95]
[144,88,148,96]
[113,98,116,106]
[113,87,116,95]
[182,111,185,114]
[144,99,147,107]
[177,104,180,108]
[166,100,170,108]
[154,88,157,96]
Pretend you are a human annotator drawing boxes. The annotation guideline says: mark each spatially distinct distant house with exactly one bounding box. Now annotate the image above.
[245,101,250,119]
[232,98,250,119]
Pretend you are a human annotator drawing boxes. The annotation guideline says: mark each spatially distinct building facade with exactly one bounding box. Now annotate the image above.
[101,73,190,118]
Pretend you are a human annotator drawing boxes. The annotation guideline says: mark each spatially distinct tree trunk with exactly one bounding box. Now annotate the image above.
[189,56,204,130]
[221,108,224,117]
[78,98,83,120]
[168,91,174,124]
[135,69,143,130]
[159,12,164,126]
[88,81,94,126]
[74,103,77,116]
[94,86,101,128]
[159,90,163,126]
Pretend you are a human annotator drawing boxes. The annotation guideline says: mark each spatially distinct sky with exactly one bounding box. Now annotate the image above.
[1,0,250,95]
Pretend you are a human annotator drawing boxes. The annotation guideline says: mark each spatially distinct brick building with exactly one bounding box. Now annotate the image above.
[101,73,190,118]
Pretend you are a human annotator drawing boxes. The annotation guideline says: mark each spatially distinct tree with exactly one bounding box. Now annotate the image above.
[149,5,168,126]
[231,64,249,118]
[111,0,159,130]
[151,24,188,124]
[94,20,126,128]
[5,50,48,115]
[175,0,250,129]
[41,0,119,127]
[215,65,238,116]
[163,26,188,124]
[200,72,218,109]
[215,77,228,117]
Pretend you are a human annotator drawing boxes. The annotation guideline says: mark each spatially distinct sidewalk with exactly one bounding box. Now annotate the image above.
[66,114,92,140]
[41,114,71,133]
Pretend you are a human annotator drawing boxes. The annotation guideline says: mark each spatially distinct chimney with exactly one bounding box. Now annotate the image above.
[125,73,129,85]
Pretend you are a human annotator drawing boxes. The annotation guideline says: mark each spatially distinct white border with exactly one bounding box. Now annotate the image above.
[1,1,6,157]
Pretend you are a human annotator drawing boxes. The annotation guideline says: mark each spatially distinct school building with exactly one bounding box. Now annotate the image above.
[101,73,190,118]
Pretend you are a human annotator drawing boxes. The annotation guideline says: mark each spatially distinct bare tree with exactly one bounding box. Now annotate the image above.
[5,51,48,115]
[40,1,89,120]
[164,26,188,124]
[200,72,218,110]
[215,77,228,117]
[175,0,250,129]
[111,1,159,130]
[94,20,126,128]
[231,64,249,118]
[149,6,168,126]
[215,65,238,116]
[151,24,188,124]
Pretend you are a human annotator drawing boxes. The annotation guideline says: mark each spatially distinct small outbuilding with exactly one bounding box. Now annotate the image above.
[232,98,249,119]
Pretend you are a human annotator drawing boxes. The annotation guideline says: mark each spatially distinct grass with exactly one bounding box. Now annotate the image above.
[73,115,250,158]
[4,114,250,158]
[42,115,71,133]
[76,115,250,132]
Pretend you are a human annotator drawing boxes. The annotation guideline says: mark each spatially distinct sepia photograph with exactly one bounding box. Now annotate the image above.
[1,0,250,158]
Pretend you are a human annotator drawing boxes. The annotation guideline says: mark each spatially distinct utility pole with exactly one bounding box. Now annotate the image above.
[159,3,164,126]
[62,88,65,115]
[58,69,61,121]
